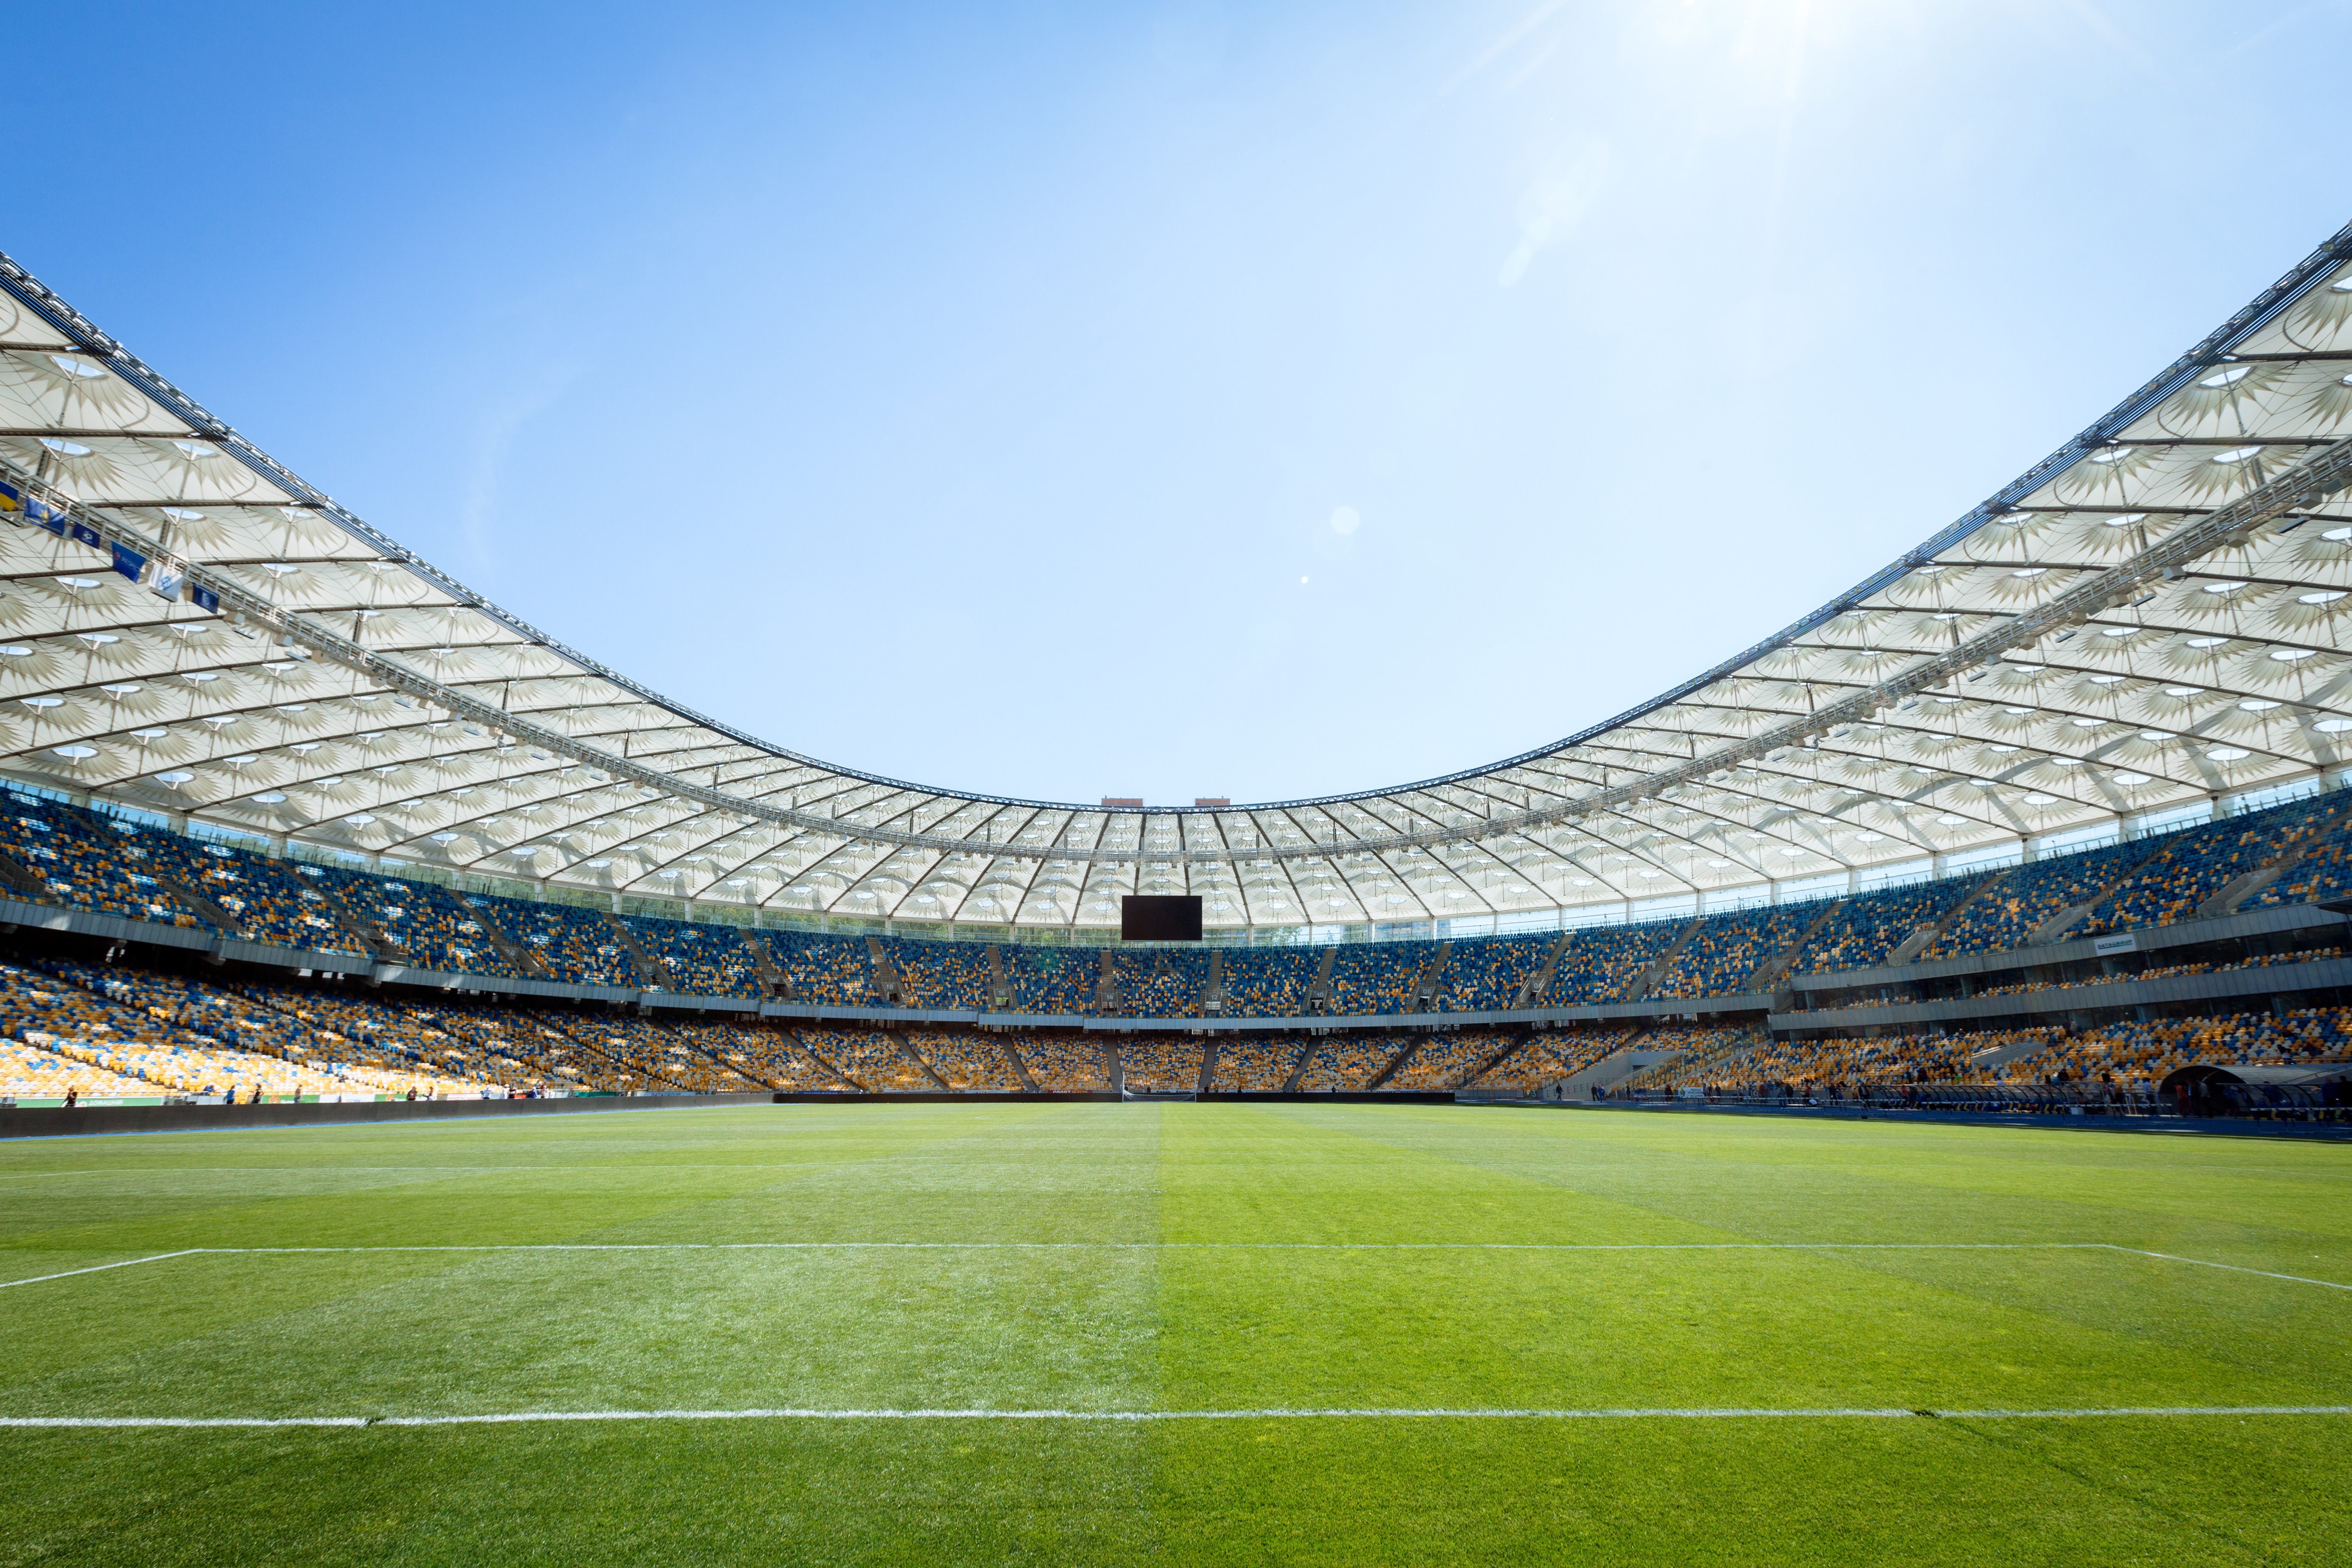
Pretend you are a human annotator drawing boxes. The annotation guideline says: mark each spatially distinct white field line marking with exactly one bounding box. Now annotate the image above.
[0,1250,207,1291]
[2101,1246,2352,1292]
[7,1242,2343,1293]
[4,1405,2349,1431]
[206,1241,2115,1252]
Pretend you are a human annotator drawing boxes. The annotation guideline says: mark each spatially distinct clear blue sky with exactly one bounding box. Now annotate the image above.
[15,1,2350,805]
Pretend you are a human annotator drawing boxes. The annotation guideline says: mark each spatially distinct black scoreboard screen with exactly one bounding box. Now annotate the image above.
[1121,895,1203,942]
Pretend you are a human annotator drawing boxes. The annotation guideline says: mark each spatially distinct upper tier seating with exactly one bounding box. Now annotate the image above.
[1794,880,1978,976]
[2077,794,2352,938]
[887,938,994,1010]
[766,931,875,1004]
[1439,936,1558,1011]
[1006,947,1101,1014]
[1653,905,1815,998]
[1544,924,1678,1005]
[1218,949,1315,1014]
[1110,951,1205,1017]
[473,895,637,987]
[1324,942,1429,1014]
[619,916,764,997]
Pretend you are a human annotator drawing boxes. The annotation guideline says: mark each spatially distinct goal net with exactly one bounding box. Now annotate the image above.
[1121,1089,1198,1102]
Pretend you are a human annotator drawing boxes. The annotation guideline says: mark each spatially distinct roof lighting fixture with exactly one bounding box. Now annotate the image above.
[2115,771,2151,786]
[48,354,105,379]
[2011,567,2048,578]
[254,792,286,804]
[1935,814,1966,825]
[2240,699,2282,711]
[2186,636,2227,648]
[2197,366,2253,388]
[2300,591,2347,605]
[2206,746,2251,761]
[1989,744,2020,753]
[161,507,203,521]
[2070,716,2103,728]
[346,813,376,826]
[2052,757,2083,767]
[2099,627,2134,637]
[2089,674,2127,685]
[0,647,28,657]
[40,438,91,457]
[2003,706,2034,715]
[2202,581,2248,595]
[53,745,96,759]
[56,577,97,589]
[2329,528,2352,543]
[588,859,611,868]
[2023,793,2056,805]
[20,695,61,709]
[1707,857,1731,867]
[100,682,140,694]
[130,726,164,739]
[2272,648,2318,661]
[171,440,213,459]
[2316,719,2352,734]
[2211,446,2261,464]
[2104,513,2147,528]
[2090,447,2129,464]
[2139,729,2176,741]
[182,670,219,682]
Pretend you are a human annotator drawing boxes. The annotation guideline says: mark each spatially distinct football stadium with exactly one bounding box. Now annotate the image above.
[7,9,2352,1564]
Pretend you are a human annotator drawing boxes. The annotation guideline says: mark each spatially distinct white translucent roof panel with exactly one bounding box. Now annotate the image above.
[2,228,2350,931]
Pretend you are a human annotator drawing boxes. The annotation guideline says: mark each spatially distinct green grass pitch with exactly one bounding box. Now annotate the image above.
[3,1102,2347,1565]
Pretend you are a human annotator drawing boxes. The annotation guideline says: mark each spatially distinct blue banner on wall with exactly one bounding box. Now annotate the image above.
[110,541,147,583]
[190,584,220,613]
[70,519,103,549]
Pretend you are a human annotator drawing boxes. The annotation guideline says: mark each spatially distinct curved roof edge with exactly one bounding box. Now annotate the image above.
[8,220,2345,819]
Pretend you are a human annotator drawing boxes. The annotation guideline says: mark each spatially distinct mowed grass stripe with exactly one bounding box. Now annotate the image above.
[1,1103,2348,1566]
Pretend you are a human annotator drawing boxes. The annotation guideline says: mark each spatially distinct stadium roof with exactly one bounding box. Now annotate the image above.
[4,225,2352,935]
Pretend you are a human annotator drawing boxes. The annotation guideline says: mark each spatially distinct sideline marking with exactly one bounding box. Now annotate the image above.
[5,1242,2342,1293]
[0,1250,206,1291]
[4,1405,2348,1430]
[2101,1246,2352,1292]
